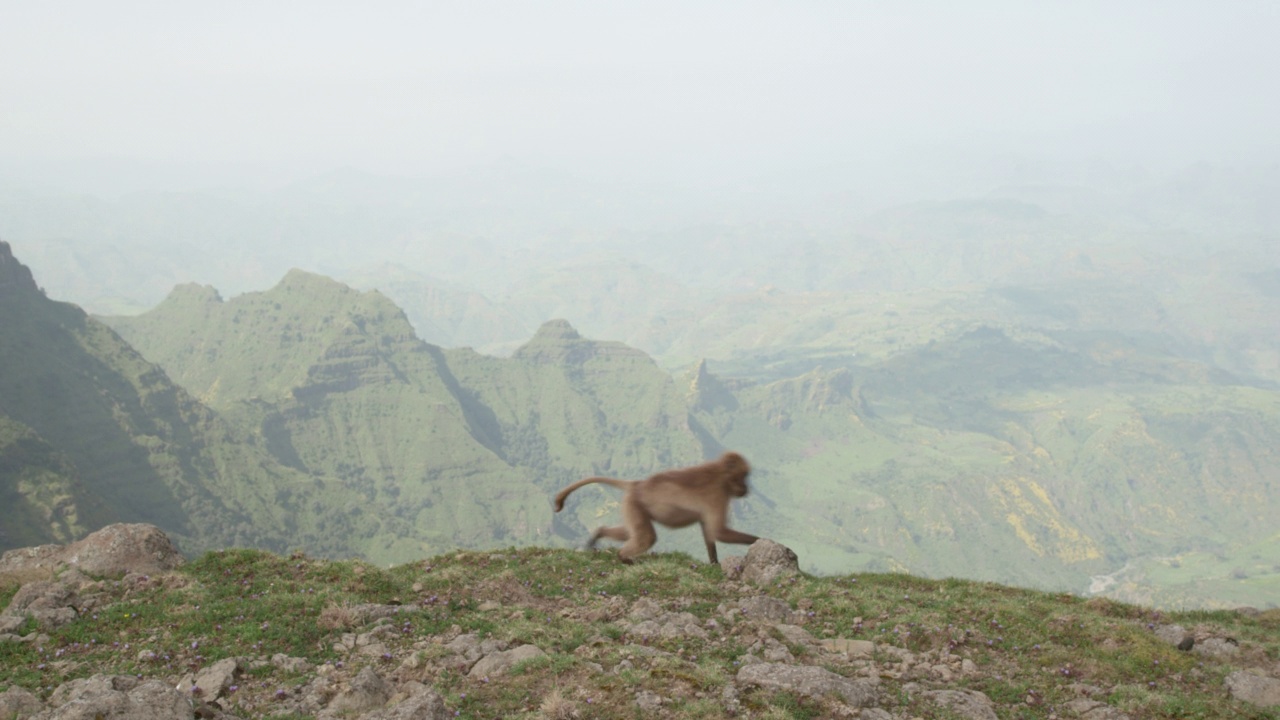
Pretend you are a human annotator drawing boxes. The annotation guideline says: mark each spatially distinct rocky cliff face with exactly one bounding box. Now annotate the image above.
[0,240,40,298]
[0,244,363,558]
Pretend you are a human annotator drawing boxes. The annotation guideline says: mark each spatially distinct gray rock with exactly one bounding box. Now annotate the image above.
[738,596,792,622]
[635,690,665,710]
[0,524,184,581]
[736,662,878,707]
[298,675,334,715]
[469,644,547,678]
[820,638,876,658]
[271,653,313,673]
[1064,698,1132,719]
[1066,682,1107,697]
[445,633,508,665]
[628,619,663,638]
[193,657,240,699]
[921,689,998,720]
[1,581,79,630]
[625,611,708,640]
[618,643,678,663]
[774,623,817,648]
[328,666,391,713]
[720,555,747,580]
[349,603,404,626]
[358,641,391,658]
[5,580,77,614]
[29,608,78,631]
[1152,624,1188,646]
[32,675,190,720]
[1194,637,1240,659]
[361,685,451,720]
[0,685,44,718]
[628,597,662,621]
[1225,670,1280,708]
[747,636,796,664]
[665,612,708,639]
[720,685,741,715]
[192,701,246,720]
[737,539,801,587]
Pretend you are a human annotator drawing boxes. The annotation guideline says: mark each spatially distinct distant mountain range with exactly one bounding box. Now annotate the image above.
[3,237,1277,608]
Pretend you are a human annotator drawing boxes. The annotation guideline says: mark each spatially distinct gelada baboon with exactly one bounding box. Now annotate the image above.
[553,451,758,564]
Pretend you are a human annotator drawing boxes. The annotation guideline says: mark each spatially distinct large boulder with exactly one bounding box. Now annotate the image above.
[0,686,44,718]
[736,662,878,707]
[1226,671,1280,708]
[0,524,184,582]
[722,539,800,587]
[31,674,193,720]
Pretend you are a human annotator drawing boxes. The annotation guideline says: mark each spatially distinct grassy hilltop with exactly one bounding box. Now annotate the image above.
[1,546,1278,718]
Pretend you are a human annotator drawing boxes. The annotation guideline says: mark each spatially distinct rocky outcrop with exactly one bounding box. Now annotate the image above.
[0,240,41,298]
[0,523,184,583]
[721,538,801,586]
[736,662,879,707]
[910,686,998,720]
[29,674,201,720]
[1225,670,1280,708]
[1,524,185,635]
[468,644,547,678]
[0,686,44,718]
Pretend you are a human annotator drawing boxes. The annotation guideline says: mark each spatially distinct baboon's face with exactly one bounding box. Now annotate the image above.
[728,472,750,498]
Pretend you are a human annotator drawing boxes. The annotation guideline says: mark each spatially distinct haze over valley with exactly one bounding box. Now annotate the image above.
[2,3,1278,610]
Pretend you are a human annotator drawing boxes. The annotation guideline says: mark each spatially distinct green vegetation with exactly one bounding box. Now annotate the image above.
[1,548,1277,718]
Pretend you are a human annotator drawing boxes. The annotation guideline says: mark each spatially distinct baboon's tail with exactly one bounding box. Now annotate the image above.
[553,476,630,512]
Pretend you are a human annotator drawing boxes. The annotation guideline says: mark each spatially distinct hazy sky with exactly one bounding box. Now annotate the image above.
[3,2,1278,191]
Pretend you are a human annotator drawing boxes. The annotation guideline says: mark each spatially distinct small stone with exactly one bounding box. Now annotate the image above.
[635,690,665,710]
[468,644,546,678]
[821,638,876,657]
[1194,637,1239,659]
[922,689,998,720]
[329,666,391,713]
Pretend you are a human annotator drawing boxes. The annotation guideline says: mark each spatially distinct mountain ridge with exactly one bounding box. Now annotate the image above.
[3,238,1277,608]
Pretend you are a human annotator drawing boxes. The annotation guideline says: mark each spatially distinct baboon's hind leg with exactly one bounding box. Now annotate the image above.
[588,525,629,550]
[618,517,657,564]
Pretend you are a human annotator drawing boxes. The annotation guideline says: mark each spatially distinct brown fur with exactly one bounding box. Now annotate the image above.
[553,451,759,563]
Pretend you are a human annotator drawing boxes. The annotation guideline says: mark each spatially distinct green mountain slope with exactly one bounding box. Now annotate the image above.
[95,267,1280,608]
[441,320,710,546]
[105,270,534,562]
[0,416,111,548]
[106,275,712,564]
[0,241,371,557]
[686,326,1280,608]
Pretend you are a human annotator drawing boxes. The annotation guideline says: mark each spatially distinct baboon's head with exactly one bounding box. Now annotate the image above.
[721,451,751,497]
